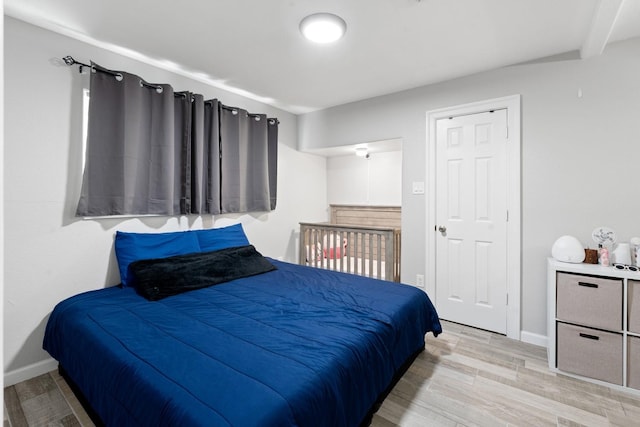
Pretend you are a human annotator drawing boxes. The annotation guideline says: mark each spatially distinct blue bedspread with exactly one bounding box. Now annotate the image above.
[44,260,441,426]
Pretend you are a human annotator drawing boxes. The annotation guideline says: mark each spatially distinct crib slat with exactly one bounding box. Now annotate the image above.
[376,234,382,279]
[385,230,394,281]
[346,231,352,274]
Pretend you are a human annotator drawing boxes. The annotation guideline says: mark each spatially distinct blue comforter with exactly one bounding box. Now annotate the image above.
[44,260,441,426]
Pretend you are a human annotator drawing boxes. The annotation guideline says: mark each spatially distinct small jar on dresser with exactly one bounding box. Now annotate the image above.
[547,258,640,392]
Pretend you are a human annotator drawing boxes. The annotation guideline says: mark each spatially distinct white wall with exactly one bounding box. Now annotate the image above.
[327,151,402,206]
[3,17,327,383]
[299,38,640,339]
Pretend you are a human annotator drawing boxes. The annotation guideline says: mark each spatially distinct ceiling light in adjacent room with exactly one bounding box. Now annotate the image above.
[300,13,346,44]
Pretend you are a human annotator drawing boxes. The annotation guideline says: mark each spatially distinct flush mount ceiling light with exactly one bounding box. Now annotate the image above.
[299,13,347,44]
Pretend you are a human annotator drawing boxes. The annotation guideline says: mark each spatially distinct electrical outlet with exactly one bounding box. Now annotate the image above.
[416,274,424,287]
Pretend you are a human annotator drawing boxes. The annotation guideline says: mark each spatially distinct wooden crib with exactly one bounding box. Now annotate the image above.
[299,205,401,282]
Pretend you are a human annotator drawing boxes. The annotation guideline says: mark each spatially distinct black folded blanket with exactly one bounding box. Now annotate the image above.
[129,245,276,301]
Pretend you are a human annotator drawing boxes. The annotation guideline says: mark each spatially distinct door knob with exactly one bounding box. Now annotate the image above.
[438,225,447,234]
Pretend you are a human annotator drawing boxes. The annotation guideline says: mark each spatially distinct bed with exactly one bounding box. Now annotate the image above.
[43,225,441,426]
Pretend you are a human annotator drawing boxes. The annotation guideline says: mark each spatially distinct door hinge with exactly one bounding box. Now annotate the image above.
[505,127,509,139]
[506,293,509,305]
[506,210,509,222]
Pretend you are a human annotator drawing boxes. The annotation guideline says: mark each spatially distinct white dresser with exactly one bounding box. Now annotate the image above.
[547,258,640,391]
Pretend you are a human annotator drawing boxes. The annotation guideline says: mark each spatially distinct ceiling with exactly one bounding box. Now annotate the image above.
[5,0,640,114]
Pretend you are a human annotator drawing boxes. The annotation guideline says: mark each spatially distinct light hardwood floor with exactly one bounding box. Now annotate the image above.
[5,320,640,426]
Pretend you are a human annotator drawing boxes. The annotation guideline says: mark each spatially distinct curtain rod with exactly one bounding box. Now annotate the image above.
[63,56,279,124]
[219,104,279,124]
[63,56,120,78]
[63,55,163,91]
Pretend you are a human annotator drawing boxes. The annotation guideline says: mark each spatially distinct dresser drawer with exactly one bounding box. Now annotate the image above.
[629,280,640,334]
[556,272,622,331]
[557,322,622,385]
[628,336,640,390]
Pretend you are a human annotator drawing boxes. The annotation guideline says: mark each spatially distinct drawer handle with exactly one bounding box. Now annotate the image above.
[578,281,598,289]
[579,332,600,341]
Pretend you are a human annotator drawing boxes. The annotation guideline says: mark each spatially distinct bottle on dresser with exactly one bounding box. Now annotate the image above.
[599,244,610,267]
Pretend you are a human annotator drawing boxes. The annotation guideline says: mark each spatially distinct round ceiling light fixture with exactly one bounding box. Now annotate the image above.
[299,13,347,44]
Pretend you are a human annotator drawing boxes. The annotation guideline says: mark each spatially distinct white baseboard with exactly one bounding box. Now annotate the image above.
[520,330,548,348]
[4,357,58,386]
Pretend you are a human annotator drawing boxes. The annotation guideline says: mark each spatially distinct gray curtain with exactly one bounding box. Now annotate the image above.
[268,119,278,210]
[203,99,222,214]
[219,106,276,213]
[76,64,276,217]
[174,91,193,214]
[77,65,178,216]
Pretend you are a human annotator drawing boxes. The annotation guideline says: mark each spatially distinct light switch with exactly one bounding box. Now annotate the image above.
[412,181,425,194]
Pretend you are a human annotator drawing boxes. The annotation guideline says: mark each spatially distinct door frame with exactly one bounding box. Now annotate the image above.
[426,95,521,340]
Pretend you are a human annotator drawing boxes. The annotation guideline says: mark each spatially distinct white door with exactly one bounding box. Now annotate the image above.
[435,109,508,334]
